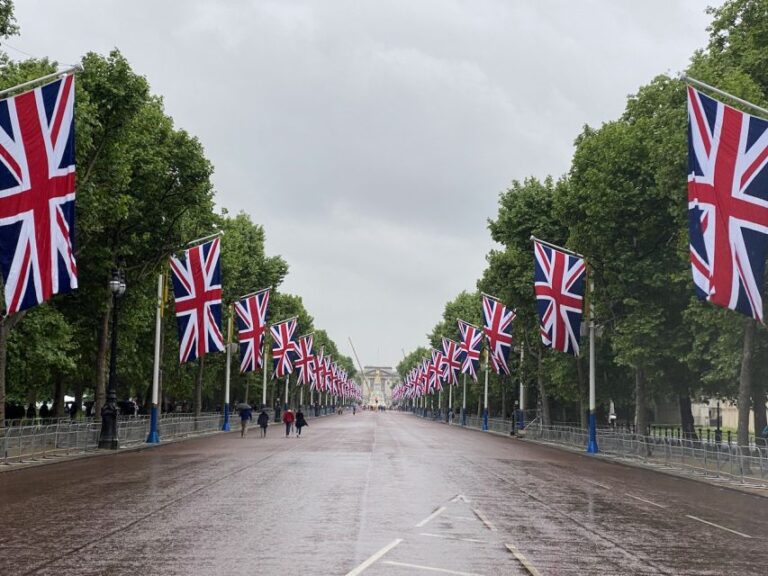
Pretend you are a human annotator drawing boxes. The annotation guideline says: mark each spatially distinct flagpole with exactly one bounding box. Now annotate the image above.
[529,235,585,259]
[448,382,453,424]
[146,273,163,444]
[185,230,224,248]
[518,345,525,430]
[462,373,467,426]
[483,350,489,432]
[681,74,768,118]
[222,305,233,432]
[587,276,598,454]
[0,64,83,99]
[284,374,290,410]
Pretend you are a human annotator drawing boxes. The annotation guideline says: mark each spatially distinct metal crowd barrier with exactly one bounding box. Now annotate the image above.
[525,424,768,487]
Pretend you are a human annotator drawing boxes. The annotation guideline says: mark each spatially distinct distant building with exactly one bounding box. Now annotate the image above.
[361,366,397,407]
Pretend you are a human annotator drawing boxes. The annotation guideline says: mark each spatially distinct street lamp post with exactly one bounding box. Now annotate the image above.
[99,267,126,450]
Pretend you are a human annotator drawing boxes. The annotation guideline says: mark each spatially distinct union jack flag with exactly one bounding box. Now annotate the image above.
[482,294,515,375]
[0,74,77,314]
[170,238,224,363]
[441,337,464,386]
[430,349,445,392]
[294,333,316,386]
[688,86,768,320]
[457,319,483,381]
[270,317,297,378]
[314,348,325,391]
[533,240,585,355]
[234,288,269,373]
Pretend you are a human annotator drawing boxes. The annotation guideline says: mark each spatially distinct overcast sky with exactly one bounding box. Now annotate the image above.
[14,0,719,368]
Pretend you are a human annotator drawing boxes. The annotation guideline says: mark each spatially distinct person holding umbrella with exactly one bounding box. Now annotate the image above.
[257,408,270,438]
[237,403,253,438]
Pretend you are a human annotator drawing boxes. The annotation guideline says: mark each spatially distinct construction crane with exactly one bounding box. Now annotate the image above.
[348,337,372,399]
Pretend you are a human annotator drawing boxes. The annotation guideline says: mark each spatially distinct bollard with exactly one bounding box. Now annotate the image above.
[727,430,732,445]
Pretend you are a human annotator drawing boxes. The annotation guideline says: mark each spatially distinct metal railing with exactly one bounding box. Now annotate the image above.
[524,424,768,487]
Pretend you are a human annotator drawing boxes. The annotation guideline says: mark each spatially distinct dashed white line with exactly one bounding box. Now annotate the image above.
[381,560,486,575]
[585,479,610,490]
[416,506,448,527]
[625,493,666,509]
[419,532,486,543]
[345,538,403,576]
[505,543,543,576]
[685,515,753,539]
[472,507,497,531]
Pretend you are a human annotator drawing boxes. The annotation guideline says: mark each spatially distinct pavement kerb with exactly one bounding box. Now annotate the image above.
[417,414,768,500]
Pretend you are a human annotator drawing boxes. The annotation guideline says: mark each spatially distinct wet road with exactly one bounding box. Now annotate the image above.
[1,412,767,575]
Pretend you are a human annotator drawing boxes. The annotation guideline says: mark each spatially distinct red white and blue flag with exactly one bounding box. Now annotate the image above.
[170,238,224,363]
[270,317,297,378]
[457,319,483,381]
[430,349,445,392]
[482,294,515,375]
[533,239,585,355]
[441,337,463,386]
[234,288,269,373]
[688,86,768,321]
[0,74,77,314]
[314,348,324,391]
[294,333,316,386]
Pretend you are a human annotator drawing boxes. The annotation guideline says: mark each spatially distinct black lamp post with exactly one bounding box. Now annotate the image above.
[715,399,722,445]
[99,267,126,449]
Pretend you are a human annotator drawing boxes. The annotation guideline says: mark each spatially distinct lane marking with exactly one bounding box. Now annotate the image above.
[585,479,610,490]
[420,532,486,543]
[442,515,477,521]
[685,515,753,539]
[472,507,497,531]
[381,560,485,575]
[451,494,471,503]
[626,493,666,509]
[505,543,542,576]
[416,506,447,527]
[345,538,403,576]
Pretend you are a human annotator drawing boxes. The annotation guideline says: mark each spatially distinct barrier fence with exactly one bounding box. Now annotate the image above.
[1,407,338,466]
[412,410,768,488]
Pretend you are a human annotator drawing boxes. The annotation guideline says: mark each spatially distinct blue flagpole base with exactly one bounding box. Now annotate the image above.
[146,405,160,443]
[586,412,598,454]
[482,408,489,431]
[461,408,467,427]
[222,403,231,432]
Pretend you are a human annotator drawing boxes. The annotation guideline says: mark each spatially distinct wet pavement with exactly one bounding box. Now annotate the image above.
[1,411,767,575]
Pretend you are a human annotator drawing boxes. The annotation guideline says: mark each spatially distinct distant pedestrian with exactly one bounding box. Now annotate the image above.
[282,408,295,437]
[239,406,253,438]
[26,403,36,420]
[295,410,308,437]
[257,409,269,438]
[39,402,50,419]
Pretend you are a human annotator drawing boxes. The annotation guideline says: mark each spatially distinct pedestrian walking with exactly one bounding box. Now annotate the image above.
[295,410,308,437]
[282,408,295,437]
[257,409,269,438]
[239,406,253,438]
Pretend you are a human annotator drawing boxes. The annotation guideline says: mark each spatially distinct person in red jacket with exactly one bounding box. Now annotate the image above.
[282,408,295,438]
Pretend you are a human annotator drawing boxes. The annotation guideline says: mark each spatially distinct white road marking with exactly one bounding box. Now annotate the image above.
[345,539,403,576]
[585,479,610,490]
[626,493,666,509]
[451,494,471,503]
[685,515,753,539]
[472,508,497,531]
[416,506,448,527]
[442,515,477,521]
[381,560,486,575]
[419,532,486,543]
[505,543,543,576]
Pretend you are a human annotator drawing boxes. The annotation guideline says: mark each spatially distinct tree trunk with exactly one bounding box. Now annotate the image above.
[738,318,756,448]
[53,375,65,418]
[0,310,25,427]
[74,381,84,420]
[93,296,112,418]
[679,395,697,440]
[195,355,204,417]
[576,355,587,430]
[537,347,551,426]
[634,367,647,435]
